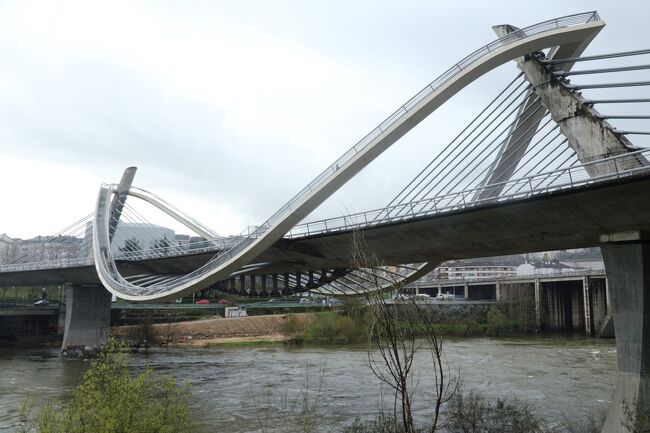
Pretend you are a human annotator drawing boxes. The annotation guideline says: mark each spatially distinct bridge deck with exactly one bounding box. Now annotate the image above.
[1,171,649,285]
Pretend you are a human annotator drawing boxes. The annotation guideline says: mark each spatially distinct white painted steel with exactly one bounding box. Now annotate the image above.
[86,13,605,300]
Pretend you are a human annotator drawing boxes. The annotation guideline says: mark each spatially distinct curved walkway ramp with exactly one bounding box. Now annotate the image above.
[93,12,606,302]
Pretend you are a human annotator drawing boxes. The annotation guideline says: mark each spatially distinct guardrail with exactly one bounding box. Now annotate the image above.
[286,148,650,238]
[410,268,606,288]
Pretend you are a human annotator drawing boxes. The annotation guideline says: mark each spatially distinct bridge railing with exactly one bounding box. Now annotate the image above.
[0,256,95,273]
[0,236,241,273]
[411,268,606,288]
[286,148,650,238]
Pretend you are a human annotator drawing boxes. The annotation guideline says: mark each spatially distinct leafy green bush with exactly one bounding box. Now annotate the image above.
[304,312,368,344]
[15,341,192,433]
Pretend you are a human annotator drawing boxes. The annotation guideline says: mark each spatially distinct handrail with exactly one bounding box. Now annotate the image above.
[286,148,650,238]
[412,268,606,287]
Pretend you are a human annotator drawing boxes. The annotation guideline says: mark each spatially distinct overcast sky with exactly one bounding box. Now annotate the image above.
[0,0,647,239]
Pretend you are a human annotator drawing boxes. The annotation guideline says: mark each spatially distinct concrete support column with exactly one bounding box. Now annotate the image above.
[437,285,442,296]
[582,276,593,336]
[534,278,541,331]
[495,281,502,302]
[601,232,650,432]
[61,284,111,354]
[464,282,469,299]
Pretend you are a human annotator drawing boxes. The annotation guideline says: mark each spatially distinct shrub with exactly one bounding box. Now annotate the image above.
[447,390,546,433]
[305,312,367,344]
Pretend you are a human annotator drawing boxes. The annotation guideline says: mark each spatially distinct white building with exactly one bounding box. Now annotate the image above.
[0,234,18,263]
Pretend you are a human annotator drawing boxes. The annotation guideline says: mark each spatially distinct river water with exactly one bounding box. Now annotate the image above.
[0,336,616,432]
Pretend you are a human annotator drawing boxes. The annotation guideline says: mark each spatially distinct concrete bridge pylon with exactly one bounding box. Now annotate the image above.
[601,232,650,432]
[62,167,136,353]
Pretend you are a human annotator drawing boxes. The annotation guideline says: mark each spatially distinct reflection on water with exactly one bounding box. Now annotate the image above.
[0,336,616,432]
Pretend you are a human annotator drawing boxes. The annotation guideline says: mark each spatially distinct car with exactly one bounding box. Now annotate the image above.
[218,299,233,305]
[33,298,50,306]
[194,299,210,304]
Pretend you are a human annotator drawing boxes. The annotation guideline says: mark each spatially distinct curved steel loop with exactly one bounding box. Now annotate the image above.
[93,14,605,301]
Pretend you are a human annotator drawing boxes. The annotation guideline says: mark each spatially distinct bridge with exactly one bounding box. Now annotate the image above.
[411,269,611,337]
[2,11,650,431]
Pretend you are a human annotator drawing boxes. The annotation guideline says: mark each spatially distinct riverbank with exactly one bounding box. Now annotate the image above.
[113,302,542,349]
[112,313,317,347]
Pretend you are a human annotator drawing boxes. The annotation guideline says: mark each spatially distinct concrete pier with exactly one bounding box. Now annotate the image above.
[61,284,111,353]
[601,233,650,432]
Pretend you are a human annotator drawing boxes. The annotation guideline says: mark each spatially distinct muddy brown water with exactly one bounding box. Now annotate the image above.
[0,336,616,432]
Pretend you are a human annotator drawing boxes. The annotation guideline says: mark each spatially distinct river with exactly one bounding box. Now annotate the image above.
[0,336,616,432]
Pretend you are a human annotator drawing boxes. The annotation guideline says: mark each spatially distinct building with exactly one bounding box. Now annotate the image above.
[0,234,19,264]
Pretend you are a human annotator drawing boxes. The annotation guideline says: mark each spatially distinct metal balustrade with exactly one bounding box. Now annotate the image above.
[412,268,606,288]
[286,148,650,238]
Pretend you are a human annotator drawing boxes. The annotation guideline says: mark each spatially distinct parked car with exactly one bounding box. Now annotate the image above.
[194,299,210,304]
[33,299,50,306]
[218,299,233,305]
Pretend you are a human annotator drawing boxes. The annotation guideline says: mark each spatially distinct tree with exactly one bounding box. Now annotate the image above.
[119,237,142,255]
[350,231,458,433]
[15,340,193,433]
[152,236,172,256]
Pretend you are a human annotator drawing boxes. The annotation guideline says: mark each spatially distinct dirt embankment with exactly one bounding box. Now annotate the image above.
[112,313,316,347]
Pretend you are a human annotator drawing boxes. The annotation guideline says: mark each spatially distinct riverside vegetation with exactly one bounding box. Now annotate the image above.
[281,300,537,345]
[14,341,193,433]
